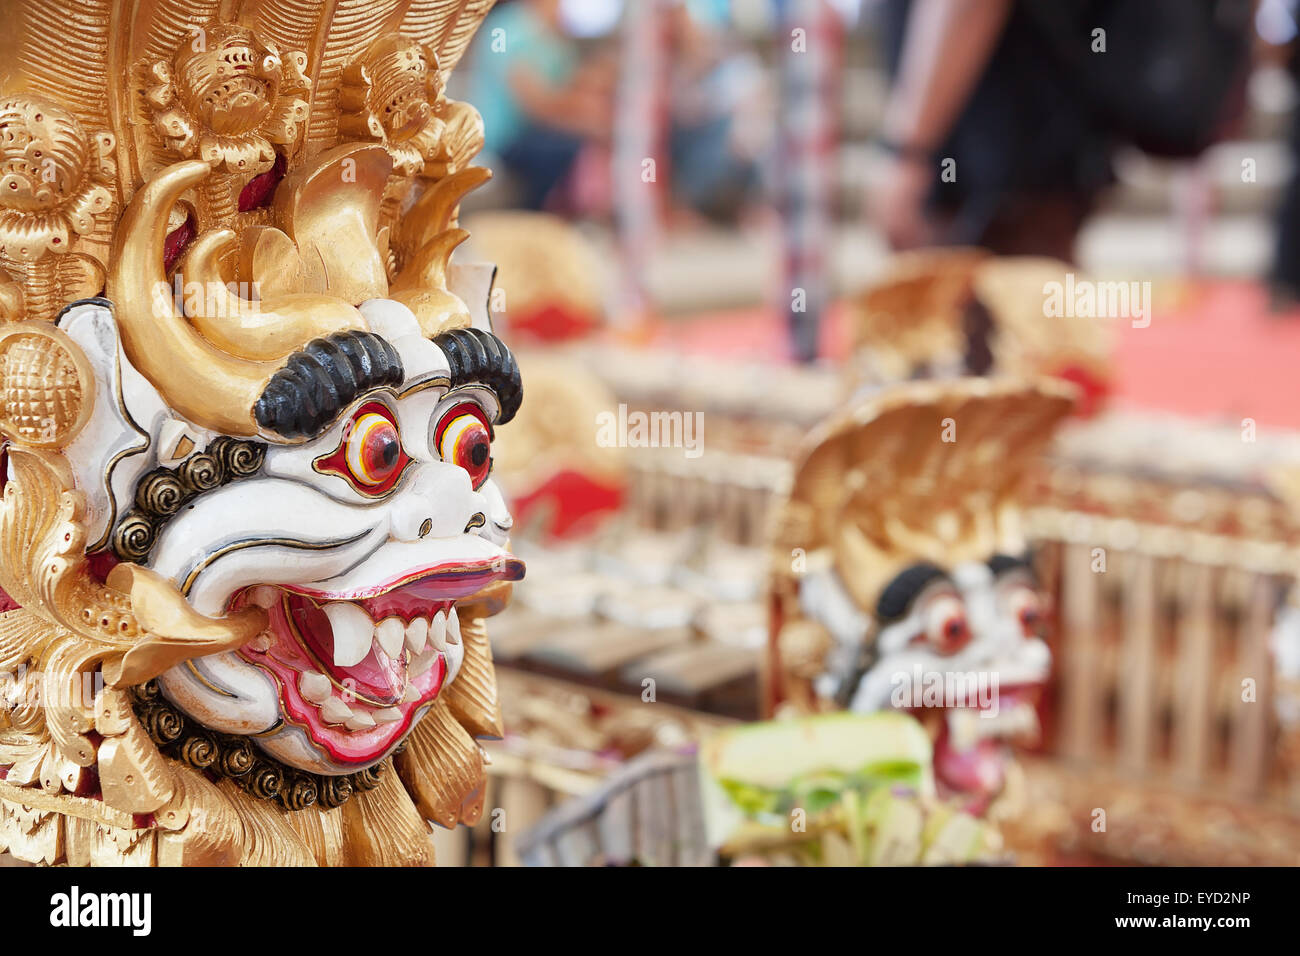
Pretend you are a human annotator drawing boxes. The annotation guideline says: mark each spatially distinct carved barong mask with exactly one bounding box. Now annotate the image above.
[0,0,512,867]
[768,379,1074,804]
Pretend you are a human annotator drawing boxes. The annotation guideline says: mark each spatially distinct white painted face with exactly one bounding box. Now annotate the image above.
[952,560,1051,687]
[1271,601,1300,730]
[846,560,1051,727]
[793,557,1049,805]
[62,299,523,775]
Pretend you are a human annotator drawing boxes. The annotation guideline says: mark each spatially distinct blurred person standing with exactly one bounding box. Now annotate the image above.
[665,0,766,223]
[1267,0,1300,308]
[869,0,1253,260]
[468,0,613,209]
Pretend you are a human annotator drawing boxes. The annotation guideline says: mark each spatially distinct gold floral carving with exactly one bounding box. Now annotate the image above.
[143,23,309,224]
[442,613,506,739]
[0,0,505,867]
[0,449,267,790]
[0,96,116,321]
[340,35,447,181]
[339,33,487,248]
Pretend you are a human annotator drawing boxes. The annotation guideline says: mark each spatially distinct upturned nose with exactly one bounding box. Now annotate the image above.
[389,461,486,541]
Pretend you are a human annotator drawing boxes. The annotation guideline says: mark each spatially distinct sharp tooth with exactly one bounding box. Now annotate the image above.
[446,606,461,645]
[345,711,377,732]
[319,696,353,725]
[410,647,440,679]
[376,617,405,658]
[948,709,978,751]
[248,631,274,653]
[402,684,421,703]
[444,638,464,686]
[405,617,429,654]
[300,671,332,705]
[375,707,403,723]
[323,602,373,668]
[429,610,448,650]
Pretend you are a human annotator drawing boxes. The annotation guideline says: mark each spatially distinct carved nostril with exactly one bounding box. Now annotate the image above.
[418,518,432,539]
[463,513,485,533]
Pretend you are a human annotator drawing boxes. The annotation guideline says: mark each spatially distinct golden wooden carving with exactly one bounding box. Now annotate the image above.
[0,0,510,867]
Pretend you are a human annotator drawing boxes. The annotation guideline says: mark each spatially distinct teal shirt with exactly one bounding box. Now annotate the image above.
[468,5,579,154]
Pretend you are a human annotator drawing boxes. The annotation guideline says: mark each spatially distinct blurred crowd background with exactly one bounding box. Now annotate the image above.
[440,0,1300,867]
[452,0,1300,339]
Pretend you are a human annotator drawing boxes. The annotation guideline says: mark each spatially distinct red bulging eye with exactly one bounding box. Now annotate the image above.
[1008,588,1043,637]
[348,414,402,486]
[436,402,492,489]
[314,403,411,495]
[936,614,971,653]
[924,594,971,655]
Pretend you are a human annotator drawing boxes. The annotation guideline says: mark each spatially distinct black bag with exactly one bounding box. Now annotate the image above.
[1026,0,1255,158]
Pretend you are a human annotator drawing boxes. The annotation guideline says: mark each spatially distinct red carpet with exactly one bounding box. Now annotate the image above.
[1108,280,1300,429]
[643,279,1300,430]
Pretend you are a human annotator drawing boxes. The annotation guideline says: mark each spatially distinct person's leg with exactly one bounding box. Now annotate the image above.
[501,125,585,210]
[1271,53,1300,309]
[670,115,757,222]
[950,192,1092,263]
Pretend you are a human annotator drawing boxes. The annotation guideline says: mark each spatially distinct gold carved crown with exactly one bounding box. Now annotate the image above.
[0,0,493,440]
[0,0,506,867]
[847,247,989,382]
[772,378,1077,614]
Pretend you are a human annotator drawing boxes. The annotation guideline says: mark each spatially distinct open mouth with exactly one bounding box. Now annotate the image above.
[943,684,1042,747]
[233,555,524,765]
[934,683,1041,805]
